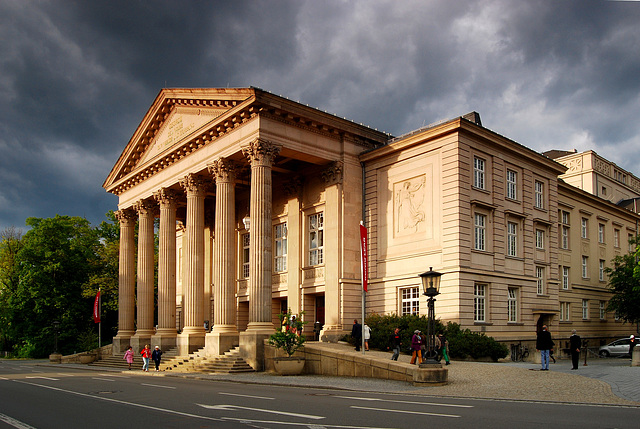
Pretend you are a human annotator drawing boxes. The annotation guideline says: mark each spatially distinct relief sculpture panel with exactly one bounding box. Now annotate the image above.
[394,175,426,236]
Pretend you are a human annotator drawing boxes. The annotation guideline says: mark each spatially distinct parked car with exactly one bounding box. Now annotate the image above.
[598,338,636,357]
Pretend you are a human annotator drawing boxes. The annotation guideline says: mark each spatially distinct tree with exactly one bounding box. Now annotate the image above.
[0,227,24,352]
[605,236,640,327]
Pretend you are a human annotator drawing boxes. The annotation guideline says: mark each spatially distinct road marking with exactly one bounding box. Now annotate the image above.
[25,376,59,381]
[92,377,116,382]
[14,380,224,422]
[197,404,324,420]
[100,373,125,377]
[222,417,397,428]
[0,377,9,380]
[141,383,176,389]
[219,392,274,400]
[56,374,75,377]
[0,412,37,429]
[351,405,460,418]
[335,395,473,408]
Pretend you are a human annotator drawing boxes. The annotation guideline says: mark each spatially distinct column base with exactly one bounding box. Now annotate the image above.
[130,330,154,353]
[319,325,344,343]
[176,331,206,356]
[205,331,239,356]
[112,332,134,356]
[150,330,177,352]
[413,364,448,386]
[240,328,273,371]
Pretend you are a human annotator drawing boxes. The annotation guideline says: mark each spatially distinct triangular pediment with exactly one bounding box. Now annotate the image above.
[138,105,228,166]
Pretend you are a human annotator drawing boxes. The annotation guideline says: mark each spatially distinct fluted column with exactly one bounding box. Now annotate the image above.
[113,209,136,354]
[209,159,238,333]
[242,139,281,330]
[134,199,157,340]
[179,174,207,336]
[152,188,178,348]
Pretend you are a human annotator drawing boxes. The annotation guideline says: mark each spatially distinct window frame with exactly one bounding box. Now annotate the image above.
[507,221,518,257]
[241,233,250,278]
[308,212,324,266]
[581,218,588,239]
[536,266,545,295]
[474,213,487,251]
[582,299,589,320]
[274,222,288,273]
[598,223,605,244]
[506,169,517,200]
[473,156,486,190]
[562,266,570,290]
[536,229,545,250]
[534,180,544,209]
[507,287,518,323]
[582,255,588,279]
[474,284,486,322]
[400,286,420,316]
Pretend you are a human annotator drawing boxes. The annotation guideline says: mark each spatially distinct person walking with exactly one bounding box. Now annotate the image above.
[437,333,450,365]
[629,335,636,360]
[151,346,163,371]
[351,319,362,351]
[536,325,554,371]
[140,344,152,372]
[123,346,134,370]
[363,324,371,351]
[569,329,581,370]
[388,328,402,360]
[410,330,423,364]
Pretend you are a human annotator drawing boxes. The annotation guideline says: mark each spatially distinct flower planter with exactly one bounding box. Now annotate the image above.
[79,354,96,364]
[273,357,305,375]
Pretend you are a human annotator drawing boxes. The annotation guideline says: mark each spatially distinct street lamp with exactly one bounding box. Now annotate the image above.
[419,267,442,365]
[52,320,60,354]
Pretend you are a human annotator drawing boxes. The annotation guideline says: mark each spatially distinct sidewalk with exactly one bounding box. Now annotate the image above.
[46,342,640,407]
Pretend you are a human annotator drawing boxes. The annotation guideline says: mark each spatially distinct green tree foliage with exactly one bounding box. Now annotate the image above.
[0,227,24,352]
[605,236,640,325]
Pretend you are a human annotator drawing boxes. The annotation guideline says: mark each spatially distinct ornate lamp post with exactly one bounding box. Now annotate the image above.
[419,267,442,365]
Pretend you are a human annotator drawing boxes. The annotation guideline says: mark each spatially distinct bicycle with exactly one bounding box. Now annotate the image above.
[510,342,529,362]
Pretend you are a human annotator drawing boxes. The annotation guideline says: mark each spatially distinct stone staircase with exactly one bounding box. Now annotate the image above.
[161,346,254,374]
[89,347,181,370]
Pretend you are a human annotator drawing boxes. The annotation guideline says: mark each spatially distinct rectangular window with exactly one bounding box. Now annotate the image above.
[562,210,570,225]
[599,259,605,281]
[560,302,565,321]
[242,233,250,278]
[561,226,569,249]
[507,287,518,323]
[599,301,606,320]
[401,287,420,316]
[614,229,620,248]
[274,223,288,272]
[473,157,485,190]
[506,170,517,200]
[534,181,544,209]
[581,218,588,239]
[474,213,486,251]
[560,302,571,322]
[536,266,544,295]
[582,256,588,278]
[309,213,324,265]
[582,299,589,320]
[507,222,518,257]
[598,223,605,243]
[474,284,486,322]
[536,229,544,249]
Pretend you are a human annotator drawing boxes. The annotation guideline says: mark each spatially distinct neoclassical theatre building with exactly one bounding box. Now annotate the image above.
[104,87,639,368]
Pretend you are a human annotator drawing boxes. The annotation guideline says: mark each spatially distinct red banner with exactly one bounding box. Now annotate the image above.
[93,290,101,323]
[360,223,368,292]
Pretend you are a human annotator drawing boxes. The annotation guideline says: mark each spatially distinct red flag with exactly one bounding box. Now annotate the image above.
[93,290,101,323]
[360,223,368,292]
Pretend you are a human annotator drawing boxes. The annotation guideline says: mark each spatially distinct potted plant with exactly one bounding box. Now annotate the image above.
[269,310,307,375]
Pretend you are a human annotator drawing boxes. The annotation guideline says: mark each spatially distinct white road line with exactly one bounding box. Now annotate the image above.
[25,376,59,381]
[92,377,116,382]
[335,395,473,408]
[197,404,324,420]
[14,380,224,422]
[0,377,9,380]
[56,374,75,377]
[141,383,176,389]
[221,417,398,429]
[219,392,274,400]
[100,373,125,377]
[0,412,37,429]
[351,405,460,418]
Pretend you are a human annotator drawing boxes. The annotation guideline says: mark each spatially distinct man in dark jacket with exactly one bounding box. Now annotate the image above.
[569,329,581,370]
[536,325,554,371]
[388,328,402,360]
[351,319,362,351]
[151,346,163,372]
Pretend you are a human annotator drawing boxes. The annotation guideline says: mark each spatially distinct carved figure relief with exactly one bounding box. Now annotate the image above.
[394,175,426,236]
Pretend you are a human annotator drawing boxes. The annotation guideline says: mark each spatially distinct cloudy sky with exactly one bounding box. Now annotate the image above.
[1,0,639,231]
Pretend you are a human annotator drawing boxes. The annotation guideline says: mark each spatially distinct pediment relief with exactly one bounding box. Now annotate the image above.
[138,106,227,166]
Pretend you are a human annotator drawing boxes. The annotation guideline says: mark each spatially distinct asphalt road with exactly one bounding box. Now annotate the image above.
[0,360,638,429]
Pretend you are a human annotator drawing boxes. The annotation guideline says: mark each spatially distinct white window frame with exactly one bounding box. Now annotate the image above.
[534,180,544,209]
[562,210,570,225]
[241,233,250,278]
[507,221,518,257]
[308,212,324,266]
[582,256,588,278]
[473,157,486,190]
[474,284,486,322]
[474,213,486,251]
[536,266,544,295]
[506,169,517,200]
[598,223,605,244]
[536,229,544,250]
[614,228,620,248]
[561,225,569,249]
[400,286,420,316]
[599,301,606,320]
[274,222,288,272]
[562,266,570,290]
[560,302,570,322]
[599,259,605,281]
[582,299,589,320]
[507,287,518,323]
[581,218,588,239]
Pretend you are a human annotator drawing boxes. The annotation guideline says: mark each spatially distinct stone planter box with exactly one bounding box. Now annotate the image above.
[273,357,305,375]
[79,354,96,364]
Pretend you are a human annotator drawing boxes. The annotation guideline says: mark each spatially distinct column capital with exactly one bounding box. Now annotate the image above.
[153,188,179,207]
[115,208,137,225]
[208,158,238,183]
[242,138,281,167]
[180,173,209,196]
[321,161,344,185]
[133,199,158,216]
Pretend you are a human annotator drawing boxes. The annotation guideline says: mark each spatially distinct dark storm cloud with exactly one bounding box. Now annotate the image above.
[1,0,639,231]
